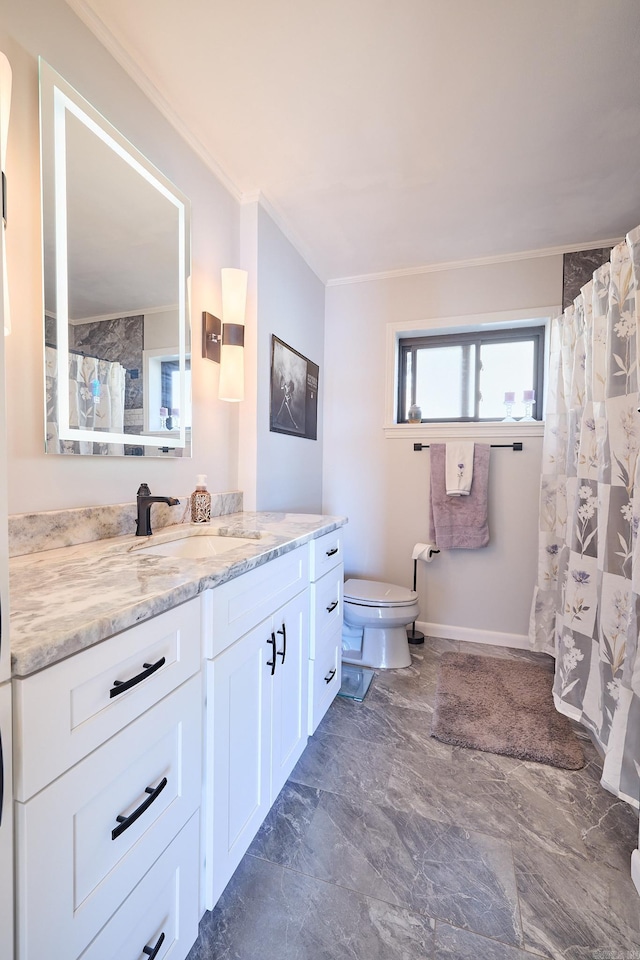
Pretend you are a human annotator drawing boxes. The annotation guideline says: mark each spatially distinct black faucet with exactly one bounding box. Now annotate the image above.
[136,483,180,537]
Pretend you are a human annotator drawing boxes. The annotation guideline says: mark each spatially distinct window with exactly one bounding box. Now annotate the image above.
[161,358,192,429]
[398,326,545,423]
[143,348,192,433]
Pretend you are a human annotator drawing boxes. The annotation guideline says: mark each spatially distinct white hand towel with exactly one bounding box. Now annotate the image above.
[445,442,474,496]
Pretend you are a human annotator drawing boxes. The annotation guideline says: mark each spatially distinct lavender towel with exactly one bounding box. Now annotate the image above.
[428,443,490,549]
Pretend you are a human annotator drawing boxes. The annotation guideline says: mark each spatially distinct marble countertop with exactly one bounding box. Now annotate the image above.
[9,511,347,678]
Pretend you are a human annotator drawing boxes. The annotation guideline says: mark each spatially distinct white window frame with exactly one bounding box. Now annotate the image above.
[383,305,560,440]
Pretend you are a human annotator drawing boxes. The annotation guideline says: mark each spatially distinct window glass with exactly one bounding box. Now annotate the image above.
[478,340,535,419]
[415,345,476,419]
[404,350,412,417]
[161,359,192,429]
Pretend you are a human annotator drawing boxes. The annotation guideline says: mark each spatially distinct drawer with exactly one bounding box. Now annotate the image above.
[309,568,343,658]
[205,546,309,657]
[309,529,343,581]
[14,597,202,801]
[78,813,200,960]
[16,674,202,960]
[309,627,341,734]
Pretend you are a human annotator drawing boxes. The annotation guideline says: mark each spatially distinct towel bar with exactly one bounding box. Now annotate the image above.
[413,442,523,452]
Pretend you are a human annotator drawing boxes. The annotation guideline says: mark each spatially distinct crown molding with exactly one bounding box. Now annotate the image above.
[64,0,244,202]
[241,190,327,284]
[65,0,328,282]
[57,2,627,294]
[326,237,623,287]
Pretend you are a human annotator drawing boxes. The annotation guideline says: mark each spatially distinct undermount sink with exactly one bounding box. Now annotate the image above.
[133,534,259,560]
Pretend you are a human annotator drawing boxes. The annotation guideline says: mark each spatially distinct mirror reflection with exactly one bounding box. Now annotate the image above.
[40,60,192,457]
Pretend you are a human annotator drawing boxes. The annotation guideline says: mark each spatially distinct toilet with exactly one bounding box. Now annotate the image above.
[342,578,420,669]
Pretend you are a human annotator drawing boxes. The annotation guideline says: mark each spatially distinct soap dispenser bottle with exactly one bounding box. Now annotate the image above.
[191,474,211,523]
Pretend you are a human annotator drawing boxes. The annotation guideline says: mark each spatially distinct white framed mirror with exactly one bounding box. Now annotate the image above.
[39,59,192,457]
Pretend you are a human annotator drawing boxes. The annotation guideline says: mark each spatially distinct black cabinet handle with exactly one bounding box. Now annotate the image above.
[276,622,287,664]
[324,668,337,684]
[110,657,166,699]
[325,547,339,557]
[143,932,165,959]
[267,632,276,675]
[326,600,339,613]
[112,777,168,840]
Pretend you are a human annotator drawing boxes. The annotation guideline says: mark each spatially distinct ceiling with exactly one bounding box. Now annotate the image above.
[67,0,640,282]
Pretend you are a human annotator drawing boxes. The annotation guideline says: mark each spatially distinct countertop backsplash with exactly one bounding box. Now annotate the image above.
[8,490,243,557]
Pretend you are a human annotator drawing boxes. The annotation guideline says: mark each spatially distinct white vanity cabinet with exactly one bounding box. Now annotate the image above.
[203,547,310,908]
[13,598,203,960]
[308,529,343,733]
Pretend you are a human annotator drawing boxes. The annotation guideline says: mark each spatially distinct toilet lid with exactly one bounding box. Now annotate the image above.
[343,578,417,607]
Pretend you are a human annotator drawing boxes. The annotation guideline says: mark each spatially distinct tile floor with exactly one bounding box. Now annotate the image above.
[187,639,640,959]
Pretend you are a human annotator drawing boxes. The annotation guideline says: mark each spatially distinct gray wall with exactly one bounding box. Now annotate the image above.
[323,255,563,641]
[255,205,325,513]
[0,0,325,516]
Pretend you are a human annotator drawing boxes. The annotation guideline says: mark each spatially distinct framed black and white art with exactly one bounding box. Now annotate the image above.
[269,336,319,440]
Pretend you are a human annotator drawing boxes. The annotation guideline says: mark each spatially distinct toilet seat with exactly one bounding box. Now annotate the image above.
[343,578,417,608]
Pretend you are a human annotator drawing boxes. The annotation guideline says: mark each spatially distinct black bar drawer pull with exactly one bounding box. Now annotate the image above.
[143,931,165,959]
[110,657,166,699]
[325,547,339,557]
[112,777,168,840]
[324,668,336,684]
[267,632,276,675]
[276,622,287,664]
[326,600,339,613]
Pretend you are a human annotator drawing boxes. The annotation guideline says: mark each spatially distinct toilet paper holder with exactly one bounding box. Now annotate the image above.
[408,543,440,644]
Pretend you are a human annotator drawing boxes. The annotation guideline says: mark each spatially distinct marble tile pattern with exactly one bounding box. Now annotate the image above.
[8,490,243,557]
[9,510,346,676]
[562,248,611,309]
[187,640,640,960]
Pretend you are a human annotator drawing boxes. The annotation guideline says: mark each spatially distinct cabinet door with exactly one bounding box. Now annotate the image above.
[206,622,273,908]
[309,626,342,734]
[16,675,201,960]
[205,547,309,658]
[309,567,343,658]
[271,589,309,802]
[309,529,343,581]
[78,814,199,960]
[14,597,201,801]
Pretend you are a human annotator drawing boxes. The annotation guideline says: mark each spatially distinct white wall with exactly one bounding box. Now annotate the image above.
[254,205,325,513]
[143,311,181,351]
[323,256,563,641]
[0,0,562,651]
[0,0,239,512]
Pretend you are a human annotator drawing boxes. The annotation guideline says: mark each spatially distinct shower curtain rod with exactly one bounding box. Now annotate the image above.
[45,341,127,368]
[413,442,523,452]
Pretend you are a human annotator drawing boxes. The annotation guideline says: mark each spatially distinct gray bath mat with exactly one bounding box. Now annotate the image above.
[431,652,585,770]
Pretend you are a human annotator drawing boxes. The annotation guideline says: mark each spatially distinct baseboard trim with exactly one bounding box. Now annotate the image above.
[632,850,640,896]
[418,621,530,650]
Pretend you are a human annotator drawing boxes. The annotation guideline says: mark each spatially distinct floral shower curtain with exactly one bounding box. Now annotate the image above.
[45,346,126,455]
[530,225,640,808]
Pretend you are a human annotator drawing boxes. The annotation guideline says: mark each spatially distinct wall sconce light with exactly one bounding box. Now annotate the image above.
[0,52,12,336]
[202,268,248,402]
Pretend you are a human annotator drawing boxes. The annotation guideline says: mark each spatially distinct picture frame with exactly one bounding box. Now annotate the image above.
[269,336,319,440]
